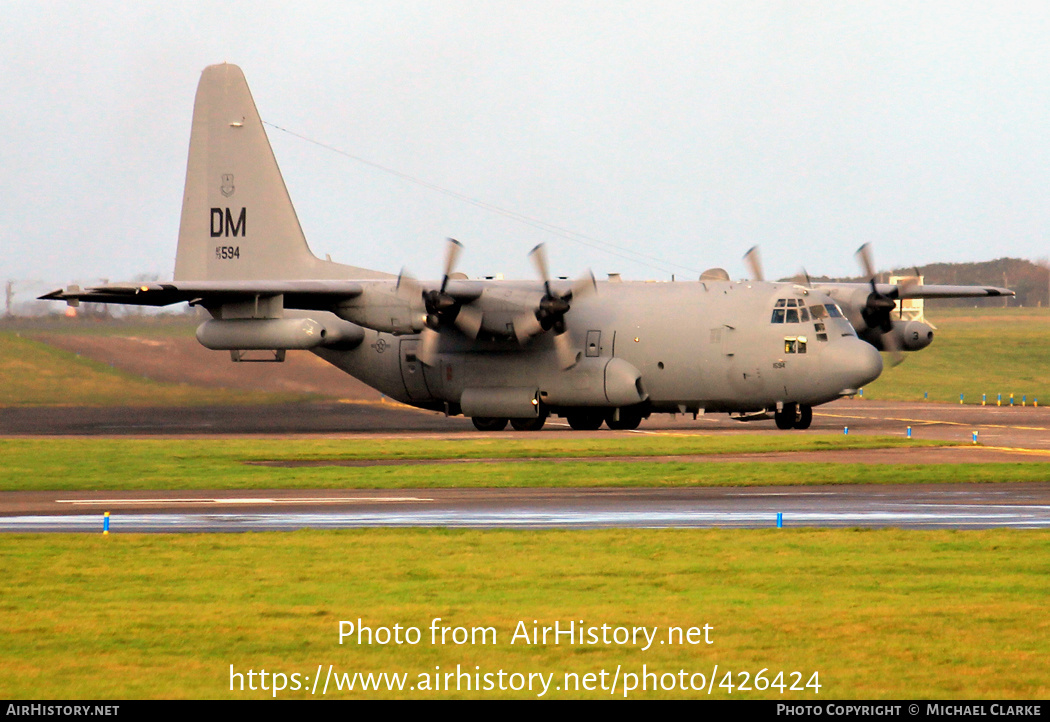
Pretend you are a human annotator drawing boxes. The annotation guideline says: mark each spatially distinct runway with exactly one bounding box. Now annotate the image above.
[3,484,1050,531]
[3,398,1050,450]
[2,399,1047,532]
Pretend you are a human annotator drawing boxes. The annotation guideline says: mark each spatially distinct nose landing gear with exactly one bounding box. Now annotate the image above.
[774,403,813,430]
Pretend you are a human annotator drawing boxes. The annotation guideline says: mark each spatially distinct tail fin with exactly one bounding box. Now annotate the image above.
[174,64,388,282]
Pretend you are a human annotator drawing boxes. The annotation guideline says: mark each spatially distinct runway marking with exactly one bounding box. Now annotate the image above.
[6,507,1050,531]
[911,503,1050,510]
[725,492,840,497]
[816,411,1050,432]
[980,446,1050,458]
[55,496,433,506]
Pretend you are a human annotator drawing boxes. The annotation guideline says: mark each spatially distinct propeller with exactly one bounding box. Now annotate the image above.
[514,243,596,369]
[743,245,764,282]
[855,243,904,366]
[401,238,486,366]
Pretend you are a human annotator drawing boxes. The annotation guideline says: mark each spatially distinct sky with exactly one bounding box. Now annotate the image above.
[3,1,1049,295]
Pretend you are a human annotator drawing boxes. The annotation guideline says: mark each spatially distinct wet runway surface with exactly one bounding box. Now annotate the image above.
[2,399,1047,532]
[4,484,1050,531]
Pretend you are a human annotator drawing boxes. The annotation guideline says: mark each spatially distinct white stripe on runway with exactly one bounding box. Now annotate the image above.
[6,507,1050,531]
[55,497,433,506]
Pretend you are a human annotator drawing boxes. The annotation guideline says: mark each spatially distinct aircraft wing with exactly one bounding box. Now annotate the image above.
[39,280,366,309]
[814,282,1014,301]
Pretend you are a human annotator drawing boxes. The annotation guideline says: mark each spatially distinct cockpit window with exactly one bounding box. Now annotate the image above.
[772,298,811,323]
[773,298,822,323]
[825,303,843,318]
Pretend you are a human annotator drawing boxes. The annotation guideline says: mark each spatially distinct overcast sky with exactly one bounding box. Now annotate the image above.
[3,1,1049,291]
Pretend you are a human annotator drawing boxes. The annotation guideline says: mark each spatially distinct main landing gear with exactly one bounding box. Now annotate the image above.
[471,407,645,432]
[564,408,644,430]
[774,403,812,430]
[472,414,548,432]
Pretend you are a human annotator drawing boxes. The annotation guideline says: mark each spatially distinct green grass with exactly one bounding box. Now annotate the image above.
[1,315,199,338]
[865,307,1050,403]
[0,332,305,407]
[2,437,1046,492]
[1,529,1046,699]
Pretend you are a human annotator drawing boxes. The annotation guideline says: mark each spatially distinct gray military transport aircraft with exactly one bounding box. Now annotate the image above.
[43,64,1014,432]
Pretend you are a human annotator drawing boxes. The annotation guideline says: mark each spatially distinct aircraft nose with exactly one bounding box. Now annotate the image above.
[826,339,883,394]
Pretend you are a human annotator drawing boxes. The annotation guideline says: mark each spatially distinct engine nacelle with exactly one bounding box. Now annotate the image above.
[864,320,934,352]
[897,320,934,351]
[196,318,365,351]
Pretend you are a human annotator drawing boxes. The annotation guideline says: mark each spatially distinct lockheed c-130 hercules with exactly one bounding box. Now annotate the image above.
[43,64,1014,432]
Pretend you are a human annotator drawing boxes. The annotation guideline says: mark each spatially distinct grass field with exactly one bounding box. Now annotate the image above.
[0,332,306,407]
[3,310,1048,700]
[1,315,198,338]
[5,436,1048,492]
[865,307,1050,404]
[1,529,1046,699]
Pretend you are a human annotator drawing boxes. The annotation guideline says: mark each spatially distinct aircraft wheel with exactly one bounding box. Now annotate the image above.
[774,403,797,430]
[472,417,508,432]
[793,405,813,430]
[606,410,642,430]
[510,416,546,431]
[566,412,605,431]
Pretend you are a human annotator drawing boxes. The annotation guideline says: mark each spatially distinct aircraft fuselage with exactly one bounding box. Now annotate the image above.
[315,279,882,420]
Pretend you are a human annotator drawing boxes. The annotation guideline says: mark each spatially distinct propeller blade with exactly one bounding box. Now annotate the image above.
[743,246,764,282]
[882,325,905,367]
[553,331,580,370]
[443,238,463,279]
[800,267,813,288]
[418,327,441,367]
[897,275,919,295]
[395,268,422,300]
[512,311,544,345]
[855,243,876,282]
[528,243,550,286]
[436,237,464,294]
[453,304,483,339]
[570,269,597,299]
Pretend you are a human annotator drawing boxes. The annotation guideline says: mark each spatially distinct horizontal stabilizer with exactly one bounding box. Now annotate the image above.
[40,279,364,309]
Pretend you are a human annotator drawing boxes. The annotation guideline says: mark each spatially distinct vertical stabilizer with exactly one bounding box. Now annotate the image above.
[174,64,388,281]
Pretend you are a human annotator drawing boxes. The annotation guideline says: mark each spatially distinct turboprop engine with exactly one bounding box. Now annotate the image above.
[864,319,934,353]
